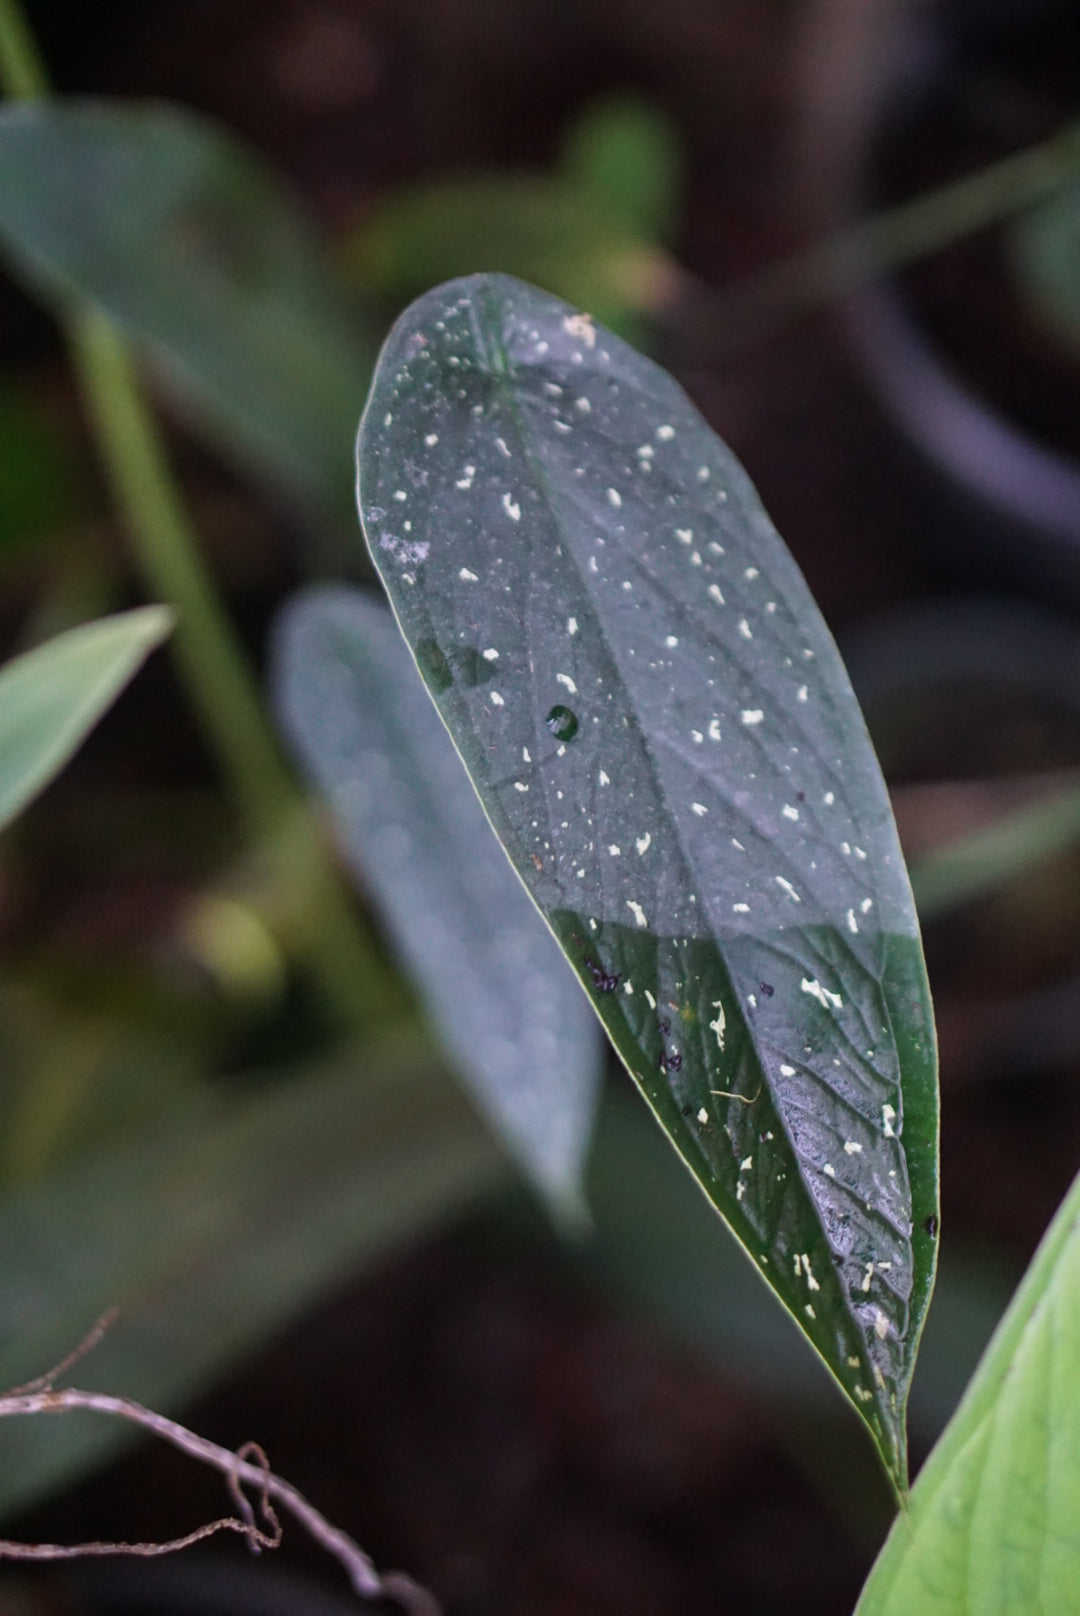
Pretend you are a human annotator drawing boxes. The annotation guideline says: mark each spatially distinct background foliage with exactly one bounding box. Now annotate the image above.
[0,1,1078,1612]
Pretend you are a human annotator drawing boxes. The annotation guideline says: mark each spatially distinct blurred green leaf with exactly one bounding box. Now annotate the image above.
[0,381,83,560]
[561,94,682,243]
[0,99,375,514]
[272,585,604,1222]
[344,174,674,341]
[0,606,173,835]
[358,273,940,1493]
[0,1042,501,1517]
[856,1162,1080,1615]
[1010,182,1080,355]
[342,94,681,344]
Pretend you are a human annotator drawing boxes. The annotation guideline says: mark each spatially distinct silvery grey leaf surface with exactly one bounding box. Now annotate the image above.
[272,585,603,1219]
[356,273,939,1489]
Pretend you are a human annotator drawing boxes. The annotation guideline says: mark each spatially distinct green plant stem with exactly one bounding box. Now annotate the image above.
[70,311,291,832]
[0,1,393,1030]
[71,314,392,1032]
[675,119,1080,362]
[0,0,46,99]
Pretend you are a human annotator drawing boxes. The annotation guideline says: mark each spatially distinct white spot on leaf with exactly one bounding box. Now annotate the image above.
[562,312,596,346]
[801,977,842,1009]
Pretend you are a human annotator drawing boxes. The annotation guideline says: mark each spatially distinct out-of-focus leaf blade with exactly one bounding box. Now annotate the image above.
[271,584,604,1220]
[0,100,373,513]
[0,1044,500,1517]
[856,1163,1080,1614]
[343,173,672,342]
[0,380,83,559]
[1010,182,1080,356]
[560,94,682,243]
[0,606,172,835]
[357,273,939,1490]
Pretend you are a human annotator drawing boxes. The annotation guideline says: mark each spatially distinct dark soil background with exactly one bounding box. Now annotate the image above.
[3,2,1080,1613]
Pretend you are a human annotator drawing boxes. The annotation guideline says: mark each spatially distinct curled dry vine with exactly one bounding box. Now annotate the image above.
[0,1316,440,1616]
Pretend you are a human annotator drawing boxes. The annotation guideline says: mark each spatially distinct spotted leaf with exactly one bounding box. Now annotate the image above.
[357,273,939,1492]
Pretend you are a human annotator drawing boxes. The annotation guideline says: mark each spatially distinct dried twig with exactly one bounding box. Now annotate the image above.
[0,1321,440,1616]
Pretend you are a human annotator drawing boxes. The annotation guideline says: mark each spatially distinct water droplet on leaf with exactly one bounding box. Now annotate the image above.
[546,704,579,742]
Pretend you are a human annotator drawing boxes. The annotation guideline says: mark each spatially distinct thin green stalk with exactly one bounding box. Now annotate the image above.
[675,118,1080,362]
[910,774,1080,921]
[70,308,293,835]
[0,0,394,1029]
[68,311,393,1031]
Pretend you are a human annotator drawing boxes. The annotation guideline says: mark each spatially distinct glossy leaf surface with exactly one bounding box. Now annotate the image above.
[0,100,373,513]
[272,584,603,1220]
[357,274,939,1488]
[856,1163,1080,1614]
[0,607,172,835]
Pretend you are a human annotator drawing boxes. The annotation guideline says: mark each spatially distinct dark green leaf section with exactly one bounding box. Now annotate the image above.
[271,585,603,1219]
[357,273,939,1488]
[0,100,373,513]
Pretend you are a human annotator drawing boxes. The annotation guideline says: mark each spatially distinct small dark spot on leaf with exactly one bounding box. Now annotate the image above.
[924,1214,938,1238]
[583,955,619,993]
[658,1018,671,1036]
[680,1103,693,1116]
[660,1051,683,1073]
[759,982,774,997]
[415,637,453,693]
